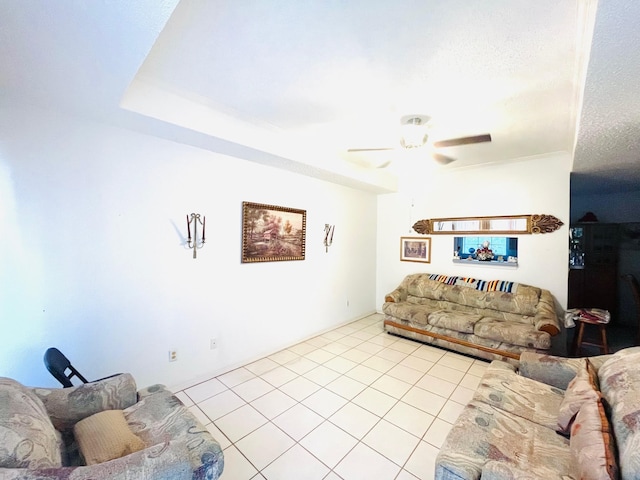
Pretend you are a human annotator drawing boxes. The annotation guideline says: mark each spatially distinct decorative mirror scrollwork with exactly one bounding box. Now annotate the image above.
[412,214,563,235]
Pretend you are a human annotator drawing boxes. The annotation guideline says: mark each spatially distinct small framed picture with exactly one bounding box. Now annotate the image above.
[400,236,431,263]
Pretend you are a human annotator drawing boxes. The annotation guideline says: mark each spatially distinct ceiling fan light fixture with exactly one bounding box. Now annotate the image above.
[399,115,430,149]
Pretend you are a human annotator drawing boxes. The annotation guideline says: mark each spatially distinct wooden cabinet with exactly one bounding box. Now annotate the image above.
[568,223,620,318]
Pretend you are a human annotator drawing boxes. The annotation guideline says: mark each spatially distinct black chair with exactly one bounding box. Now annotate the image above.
[44,347,89,388]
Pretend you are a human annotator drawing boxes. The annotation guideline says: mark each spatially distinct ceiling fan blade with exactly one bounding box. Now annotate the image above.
[432,134,492,148]
[347,147,395,153]
[432,153,456,165]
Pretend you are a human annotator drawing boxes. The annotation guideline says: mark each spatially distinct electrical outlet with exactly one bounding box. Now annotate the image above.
[210,338,218,349]
[169,350,178,362]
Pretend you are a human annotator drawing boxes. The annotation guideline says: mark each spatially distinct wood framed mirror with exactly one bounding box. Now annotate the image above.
[412,214,563,235]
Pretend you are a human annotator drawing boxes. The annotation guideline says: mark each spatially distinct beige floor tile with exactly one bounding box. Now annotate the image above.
[324,356,358,374]
[234,422,295,471]
[344,364,383,385]
[284,356,319,375]
[423,418,454,448]
[259,365,298,388]
[404,440,439,480]
[304,348,336,365]
[250,389,297,420]
[205,422,231,450]
[219,445,258,480]
[272,403,324,441]
[325,375,367,400]
[386,364,425,385]
[437,400,466,424]
[334,442,401,480]
[217,367,257,388]
[383,401,435,438]
[186,377,228,403]
[400,355,436,373]
[199,389,246,421]
[449,385,475,405]
[329,402,380,439]
[302,388,348,418]
[370,374,413,399]
[353,341,385,355]
[262,444,330,480]
[288,342,317,356]
[299,420,358,468]
[352,387,397,417]
[427,364,465,384]
[245,357,280,376]
[415,374,457,398]
[303,365,342,386]
[362,419,420,466]
[402,386,448,416]
[361,355,396,373]
[322,342,352,356]
[215,404,268,443]
[376,347,409,363]
[341,348,373,363]
[232,377,275,403]
[268,349,300,365]
[279,375,321,401]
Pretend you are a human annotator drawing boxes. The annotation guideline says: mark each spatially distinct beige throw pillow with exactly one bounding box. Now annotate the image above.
[74,409,145,465]
[557,359,600,435]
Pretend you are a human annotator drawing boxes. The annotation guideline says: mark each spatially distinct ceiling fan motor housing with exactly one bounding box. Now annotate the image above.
[399,115,431,149]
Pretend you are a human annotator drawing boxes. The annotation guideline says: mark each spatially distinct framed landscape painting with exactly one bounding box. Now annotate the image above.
[400,236,431,263]
[242,202,306,263]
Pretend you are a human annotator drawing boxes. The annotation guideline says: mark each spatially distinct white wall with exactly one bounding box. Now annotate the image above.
[0,106,378,389]
[376,153,572,311]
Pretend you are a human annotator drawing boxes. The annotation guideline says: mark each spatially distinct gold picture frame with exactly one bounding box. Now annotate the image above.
[242,202,306,263]
[400,237,431,263]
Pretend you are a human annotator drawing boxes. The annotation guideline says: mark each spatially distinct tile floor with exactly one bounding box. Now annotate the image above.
[176,313,489,480]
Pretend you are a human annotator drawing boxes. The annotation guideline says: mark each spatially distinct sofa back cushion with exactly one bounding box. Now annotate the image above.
[404,274,541,317]
[598,347,640,480]
[0,377,62,468]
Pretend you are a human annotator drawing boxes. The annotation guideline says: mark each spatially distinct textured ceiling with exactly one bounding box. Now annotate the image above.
[1,0,637,195]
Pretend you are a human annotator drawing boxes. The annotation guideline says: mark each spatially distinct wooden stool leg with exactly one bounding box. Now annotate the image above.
[600,325,609,354]
[572,322,585,356]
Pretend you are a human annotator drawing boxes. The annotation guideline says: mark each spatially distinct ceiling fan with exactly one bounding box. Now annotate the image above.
[347,115,492,166]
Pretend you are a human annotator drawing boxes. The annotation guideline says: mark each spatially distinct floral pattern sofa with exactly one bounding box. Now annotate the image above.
[435,346,640,479]
[383,273,561,363]
[0,373,224,479]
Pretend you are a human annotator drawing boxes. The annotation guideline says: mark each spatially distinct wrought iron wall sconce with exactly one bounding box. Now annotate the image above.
[186,213,205,259]
[324,224,335,253]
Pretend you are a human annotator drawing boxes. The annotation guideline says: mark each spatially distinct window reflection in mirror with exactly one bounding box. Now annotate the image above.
[453,237,518,262]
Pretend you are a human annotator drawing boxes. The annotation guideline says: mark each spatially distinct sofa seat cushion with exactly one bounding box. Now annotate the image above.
[428,310,483,334]
[597,347,640,480]
[0,377,62,469]
[474,318,550,349]
[435,400,571,480]
[471,361,564,430]
[382,301,434,326]
[74,409,146,465]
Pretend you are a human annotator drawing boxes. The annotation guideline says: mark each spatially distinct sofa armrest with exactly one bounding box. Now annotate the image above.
[532,290,561,336]
[31,373,138,432]
[384,286,407,303]
[0,441,191,480]
[519,352,612,390]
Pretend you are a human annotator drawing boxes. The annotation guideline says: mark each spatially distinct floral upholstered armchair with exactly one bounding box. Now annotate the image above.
[0,373,224,479]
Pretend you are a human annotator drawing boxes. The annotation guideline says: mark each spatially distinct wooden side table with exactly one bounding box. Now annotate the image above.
[568,308,611,356]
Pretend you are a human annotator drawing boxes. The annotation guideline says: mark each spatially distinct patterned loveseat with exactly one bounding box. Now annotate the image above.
[383,273,561,363]
[0,373,224,479]
[435,347,640,480]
